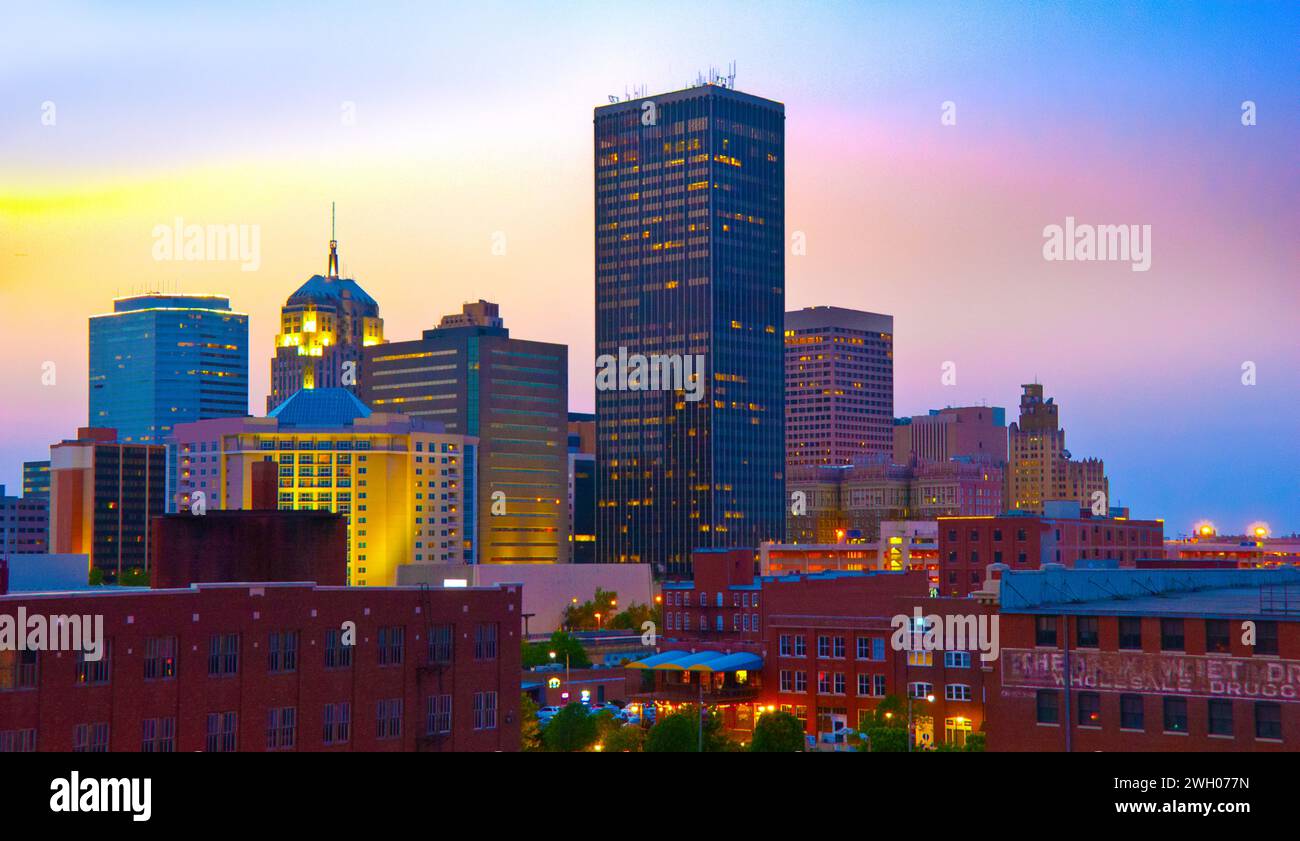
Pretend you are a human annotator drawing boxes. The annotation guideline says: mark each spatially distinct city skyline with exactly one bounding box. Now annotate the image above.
[1,1,1297,537]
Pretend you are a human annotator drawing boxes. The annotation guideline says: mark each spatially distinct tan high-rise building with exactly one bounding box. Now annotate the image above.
[1006,383,1108,514]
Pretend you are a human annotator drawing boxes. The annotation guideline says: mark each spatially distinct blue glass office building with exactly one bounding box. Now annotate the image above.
[594,83,786,575]
[89,294,249,443]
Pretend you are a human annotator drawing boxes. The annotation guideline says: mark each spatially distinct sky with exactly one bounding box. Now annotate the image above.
[0,0,1296,537]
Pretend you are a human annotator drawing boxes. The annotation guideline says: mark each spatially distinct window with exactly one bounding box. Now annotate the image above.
[907,650,932,667]
[266,707,297,750]
[1255,621,1279,656]
[1255,702,1281,740]
[426,695,452,735]
[946,684,972,702]
[908,682,933,700]
[144,636,177,681]
[1163,697,1188,733]
[817,672,832,694]
[780,670,794,692]
[833,673,846,695]
[1076,617,1099,648]
[1035,617,1057,647]
[376,699,403,740]
[323,702,351,745]
[428,624,453,663]
[794,635,807,657]
[268,630,299,673]
[817,635,832,658]
[833,637,846,659]
[794,671,807,693]
[73,723,110,752]
[141,718,175,753]
[0,649,38,690]
[1160,619,1185,652]
[856,673,872,696]
[473,691,498,730]
[76,644,111,686]
[780,635,792,657]
[873,674,887,697]
[475,623,498,660]
[205,712,237,752]
[1118,617,1142,650]
[1208,699,1233,737]
[208,633,239,676]
[1077,691,1101,726]
[944,651,971,669]
[325,629,353,669]
[1036,690,1059,724]
[0,730,36,752]
[378,626,405,666]
[1120,694,1144,730]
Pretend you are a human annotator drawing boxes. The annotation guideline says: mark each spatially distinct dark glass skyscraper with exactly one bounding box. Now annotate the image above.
[594,83,785,575]
[89,294,249,443]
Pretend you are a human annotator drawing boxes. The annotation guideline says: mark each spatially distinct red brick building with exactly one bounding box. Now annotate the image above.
[988,565,1300,752]
[937,504,1163,596]
[0,581,521,752]
[649,549,993,746]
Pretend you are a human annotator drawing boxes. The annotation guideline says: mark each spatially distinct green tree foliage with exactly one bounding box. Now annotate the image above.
[542,704,598,752]
[645,705,733,752]
[519,694,543,752]
[858,694,909,753]
[750,711,806,752]
[521,630,592,670]
[603,724,646,753]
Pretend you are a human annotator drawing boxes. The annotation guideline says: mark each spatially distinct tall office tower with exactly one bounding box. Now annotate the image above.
[594,82,786,575]
[786,306,894,467]
[267,228,383,411]
[360,301,569,564]
[568,413,596,563]
[893,406,1007,466]
[1006,383,1109,514]
[170,389,477,586]
[0,485,48,558]
[88,294,248,443]
[22,460,50,502]
[49,428,166,581]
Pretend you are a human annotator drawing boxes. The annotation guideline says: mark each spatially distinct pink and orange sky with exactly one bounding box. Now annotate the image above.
[1,1,1296,535]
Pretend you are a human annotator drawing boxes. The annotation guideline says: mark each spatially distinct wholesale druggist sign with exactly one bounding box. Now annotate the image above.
[1001,649,1300,701]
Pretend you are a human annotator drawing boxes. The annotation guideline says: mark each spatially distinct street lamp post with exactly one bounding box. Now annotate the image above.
[549,649,571,704]
[907,692,936,752]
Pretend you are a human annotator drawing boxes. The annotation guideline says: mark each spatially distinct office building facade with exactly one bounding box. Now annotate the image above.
[361,301,569,565]
[595,83,786,574]
[786,307,894,467]
[22,461,50,502]
[1007,383,1108,514]
[893,406,1006,466]
[267,235,383,411]
[89,294,248,444]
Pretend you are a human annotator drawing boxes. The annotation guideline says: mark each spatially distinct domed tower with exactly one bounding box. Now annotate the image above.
[267,207,384,411]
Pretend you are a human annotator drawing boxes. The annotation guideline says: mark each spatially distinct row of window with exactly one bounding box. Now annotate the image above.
[1035,617,1280,655]
[1035,691,1283,740]
[664,612,759,632]
[666,590,761,608]
[0,693,499,753]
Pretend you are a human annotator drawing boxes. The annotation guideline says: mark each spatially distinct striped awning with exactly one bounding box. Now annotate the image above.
[625,649,763,673]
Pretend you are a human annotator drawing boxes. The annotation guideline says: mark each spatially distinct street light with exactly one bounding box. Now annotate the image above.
[549,649,570,703]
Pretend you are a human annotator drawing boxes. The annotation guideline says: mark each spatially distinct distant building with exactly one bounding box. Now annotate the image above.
[0,485,49,558]
[893,406,1006,466]
[0,580,522,752]
[936,500,1164,596]
[360,301,569,565]
[987,565,1300,751]
[49,428,166,581]
[267,231,383,411]
[1006,383,1108,514]
[595,83,786,574]
[568,413,596,564]
[760,520,939,582]
[787,458,1003,544]
[786,307,894,467]
[89,294,249,444]
[22,460,50,502]
[169,389,476,586]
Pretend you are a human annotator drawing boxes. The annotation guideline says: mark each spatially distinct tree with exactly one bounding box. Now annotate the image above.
[750,711,805,752]
[609,600,661,631]
[645,705,732,752]
[542,704,598,752]
[519,694,542,752]
[521,630,591,670]
[562,588,621,631]
[603,724,646,753]
[858,694,909,753]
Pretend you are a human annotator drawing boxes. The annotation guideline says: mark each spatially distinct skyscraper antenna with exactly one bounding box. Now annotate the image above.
[328,202,339,278]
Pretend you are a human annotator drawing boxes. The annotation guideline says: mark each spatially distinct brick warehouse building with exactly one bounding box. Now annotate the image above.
[0,582,520,752]
[650,549,992,746]
[936,501,1163,597]
[988,565,1300,752]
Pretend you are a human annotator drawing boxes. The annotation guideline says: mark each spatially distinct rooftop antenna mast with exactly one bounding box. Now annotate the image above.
[327,202,339,278]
